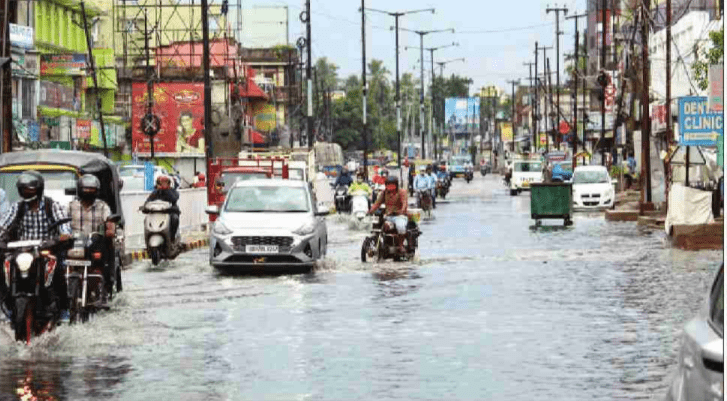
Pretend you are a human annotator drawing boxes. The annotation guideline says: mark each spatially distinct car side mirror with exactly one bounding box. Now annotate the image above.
[205,205,219,215]
[701,338,723,368]
[65,187,77,196]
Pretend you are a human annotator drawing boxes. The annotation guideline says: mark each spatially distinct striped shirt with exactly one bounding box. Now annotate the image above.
[67,199,111,236]
[0,198,71,240]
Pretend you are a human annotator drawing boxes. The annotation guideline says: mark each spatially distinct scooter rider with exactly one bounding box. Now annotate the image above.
[333,166,354,188]
[349,172,373,210]
[367,176,409,254]
[145,175,180,242]
[427,165,438,209]
[67,174,115,302]
[0,171,72,322]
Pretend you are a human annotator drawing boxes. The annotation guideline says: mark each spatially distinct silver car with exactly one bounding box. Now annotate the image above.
[207,179,329,271]
[665,264,723,401]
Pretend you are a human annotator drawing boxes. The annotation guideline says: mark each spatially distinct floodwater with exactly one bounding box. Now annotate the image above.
[0,174,721,400]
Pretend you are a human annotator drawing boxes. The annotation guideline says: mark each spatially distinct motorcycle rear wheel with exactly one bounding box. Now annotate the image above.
[115,253,123,293]
[150,249,161,266]
[361,237,371,262]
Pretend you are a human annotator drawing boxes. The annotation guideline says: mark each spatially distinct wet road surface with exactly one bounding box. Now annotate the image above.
[0,174,721,400]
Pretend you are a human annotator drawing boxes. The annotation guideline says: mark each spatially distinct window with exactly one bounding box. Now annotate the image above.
[573,170,610,184]
[225,186,310,213]
[22,79,35,120]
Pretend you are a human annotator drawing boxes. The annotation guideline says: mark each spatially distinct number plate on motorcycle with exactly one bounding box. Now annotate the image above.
[65,259,92,267]
[245,245,279,254]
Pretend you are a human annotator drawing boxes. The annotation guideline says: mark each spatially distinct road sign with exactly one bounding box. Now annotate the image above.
[678,96,723,146]
[141,113,161,137]
[559,121,570,135]
[144,162,154,191]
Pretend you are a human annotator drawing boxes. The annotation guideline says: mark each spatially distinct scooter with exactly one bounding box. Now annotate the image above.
[65,214,121,323]
[0,218,72,344]
[350,190,370,221]
[464,167,474,183]
[142,200,181,266]
[361,207,420,262]
[333,184,351,214]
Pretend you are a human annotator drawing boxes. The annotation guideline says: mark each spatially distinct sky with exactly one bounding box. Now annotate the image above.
[242,0,588,96]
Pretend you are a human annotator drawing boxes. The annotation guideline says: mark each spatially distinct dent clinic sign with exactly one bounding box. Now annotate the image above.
[678,96,724,146]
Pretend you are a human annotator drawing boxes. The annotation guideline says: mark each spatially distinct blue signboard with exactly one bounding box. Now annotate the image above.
[144,162,154,191]
[445,98,480,133]
[678,96,724,146]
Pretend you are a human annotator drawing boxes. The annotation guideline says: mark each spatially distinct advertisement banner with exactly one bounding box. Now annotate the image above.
[40,54,86,76]
[500,122,513,142]
[76,120,91,139]
[10,24,33,49]
[90,122,116,148]
[678,96,723,146]
[40,81,81,111]
[252,103,277,132]
[708,64,723,113]
[131,82,206,155]
[539,133,547,145]
[445,97,480,132]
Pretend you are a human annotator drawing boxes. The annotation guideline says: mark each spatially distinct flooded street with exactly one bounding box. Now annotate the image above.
[0,174,721,400]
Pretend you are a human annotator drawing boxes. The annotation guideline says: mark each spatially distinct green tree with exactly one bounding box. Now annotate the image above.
[692,28,724,91]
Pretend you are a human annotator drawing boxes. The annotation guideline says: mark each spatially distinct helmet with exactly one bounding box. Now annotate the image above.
[156,174,172,187]
[77,174,101,202]
[197,173,205,181]
[16,170,44,202]
[385,175,399,188]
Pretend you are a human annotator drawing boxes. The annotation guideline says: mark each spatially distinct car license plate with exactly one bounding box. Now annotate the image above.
[245,245,279,254]
[65,259,92,267]
[523,181,530,187]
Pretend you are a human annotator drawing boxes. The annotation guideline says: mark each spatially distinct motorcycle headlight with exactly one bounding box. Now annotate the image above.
[16,252,33,273]
[213,221,233,236]
[293,220,316,236]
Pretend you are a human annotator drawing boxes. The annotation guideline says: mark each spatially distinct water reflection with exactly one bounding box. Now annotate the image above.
[371,266,422,299]
[0,355,132,401]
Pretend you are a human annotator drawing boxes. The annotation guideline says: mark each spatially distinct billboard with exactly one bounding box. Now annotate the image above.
[445,97,480,132]
[131,82,206,155]
[678,96,723,146]
[500,122,513,142]
[40,54,86,76]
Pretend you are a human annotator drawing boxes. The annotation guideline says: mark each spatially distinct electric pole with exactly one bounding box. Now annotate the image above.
[81,2,108,158]
[523,61,535,152]
[665,0,673,207]
[305,0,313,149]
[539,46,553,151]
[566,12,587,169]
[601,0,607,165]
[534,42,539,153]
[546,4,568,147]
[365,7,435,180]
[202,0,213,162]
[506,79,520,154]
[640,0,652,207]
[436,58,465,156]
[360,0,368,180]
[401,27,455,159]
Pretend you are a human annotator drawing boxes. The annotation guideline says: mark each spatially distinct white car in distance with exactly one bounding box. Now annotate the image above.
[571,165,616,209]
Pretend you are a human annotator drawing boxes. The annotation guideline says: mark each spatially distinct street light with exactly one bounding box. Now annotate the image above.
[399,26,455,159]
[435,57,465,157]
[364,7,434,179]
[404,42,459,160]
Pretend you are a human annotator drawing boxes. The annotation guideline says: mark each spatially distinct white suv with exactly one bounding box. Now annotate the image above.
[510,160,543,196]
[571,165,616,209]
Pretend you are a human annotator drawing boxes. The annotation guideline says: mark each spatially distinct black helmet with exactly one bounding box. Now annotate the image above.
[16,170,44,202]
[385,175,399,188]
[77,174,101,202]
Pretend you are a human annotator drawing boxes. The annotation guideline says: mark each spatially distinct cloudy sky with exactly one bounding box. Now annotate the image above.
[243,0,586,95]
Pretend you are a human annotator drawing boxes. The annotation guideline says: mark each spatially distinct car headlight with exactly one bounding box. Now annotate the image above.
[213,221,233,235]
[293,221,316,236]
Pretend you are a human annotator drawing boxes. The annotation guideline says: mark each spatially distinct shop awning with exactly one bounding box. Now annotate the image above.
[250,130,266,144]
[232,78,268,101]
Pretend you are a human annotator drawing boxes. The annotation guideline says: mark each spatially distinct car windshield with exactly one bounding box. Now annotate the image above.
[0,170,78,204]
[573,170,610,184]
[119,167,143,177]
[121,176,146,192]
[222,172,269,188]
[288,169,304,180]
[514,162,542,172]
[451,157,470,165]
[558,162,573,172]
[709,266,724,337]
[225,186,310,213]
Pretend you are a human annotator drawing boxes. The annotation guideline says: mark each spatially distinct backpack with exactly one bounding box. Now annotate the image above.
[5,197,57,241]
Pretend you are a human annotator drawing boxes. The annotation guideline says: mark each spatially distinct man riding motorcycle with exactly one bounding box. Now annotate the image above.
[368,176,409,255]
[413,166,431,210]
[145,175,180,242]
[427,165,438,209]
[67,174,116,304]
[0,171,72,322]
[333,166,354,188]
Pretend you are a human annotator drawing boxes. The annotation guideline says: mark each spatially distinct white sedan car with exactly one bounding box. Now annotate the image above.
[571,166,616,209]
[207,179,329,272]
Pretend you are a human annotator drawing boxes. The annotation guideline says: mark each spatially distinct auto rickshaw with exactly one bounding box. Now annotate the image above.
[0,150,126,295]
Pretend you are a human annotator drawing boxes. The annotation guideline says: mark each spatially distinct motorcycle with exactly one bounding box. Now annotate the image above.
[436,179,448,199]
[350,190,370,221]
[361,208,420,262]
[417,189,433,219]
[142,200,181,266]
[0,218,72,344]
[65,214,121,323]
[332,184,351,214]
[464,166,474,183]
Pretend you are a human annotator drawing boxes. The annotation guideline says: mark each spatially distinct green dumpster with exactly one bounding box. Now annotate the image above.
[530,182,573,226]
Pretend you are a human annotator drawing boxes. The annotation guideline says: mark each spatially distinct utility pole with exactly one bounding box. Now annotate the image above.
[305,0,313,149]
[360,0,368,180]
[506,79,519,154]
[546,58,555,153]
[81,2,108,158]
[566,12,587,169]
[534,42,539,153]
[201,0,213,192]
[366,7,435,179]
[582,31,588,165]
[523,61,535,152]
[435,58,464,156]
[401,27,455,159]
[601,0,607,165]
[546,4,568,147]
[665,0,672,207]
[640,0,652,208]
[539,45,553,151]
[143,9,155,158]
[0,0,14,153]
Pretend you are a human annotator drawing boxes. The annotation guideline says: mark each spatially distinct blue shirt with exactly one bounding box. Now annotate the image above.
[414,174,429,191]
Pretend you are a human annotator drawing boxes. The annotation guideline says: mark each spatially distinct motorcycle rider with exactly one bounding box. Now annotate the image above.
[348,172,372,210]
[333,166,353,188]
[145,175,180,243]
[367,176,409,255]
[427,165,438,209]
[0,171,72,322]
[67,174,115,303]
[408,163,417,195]
[413,166,430,208]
